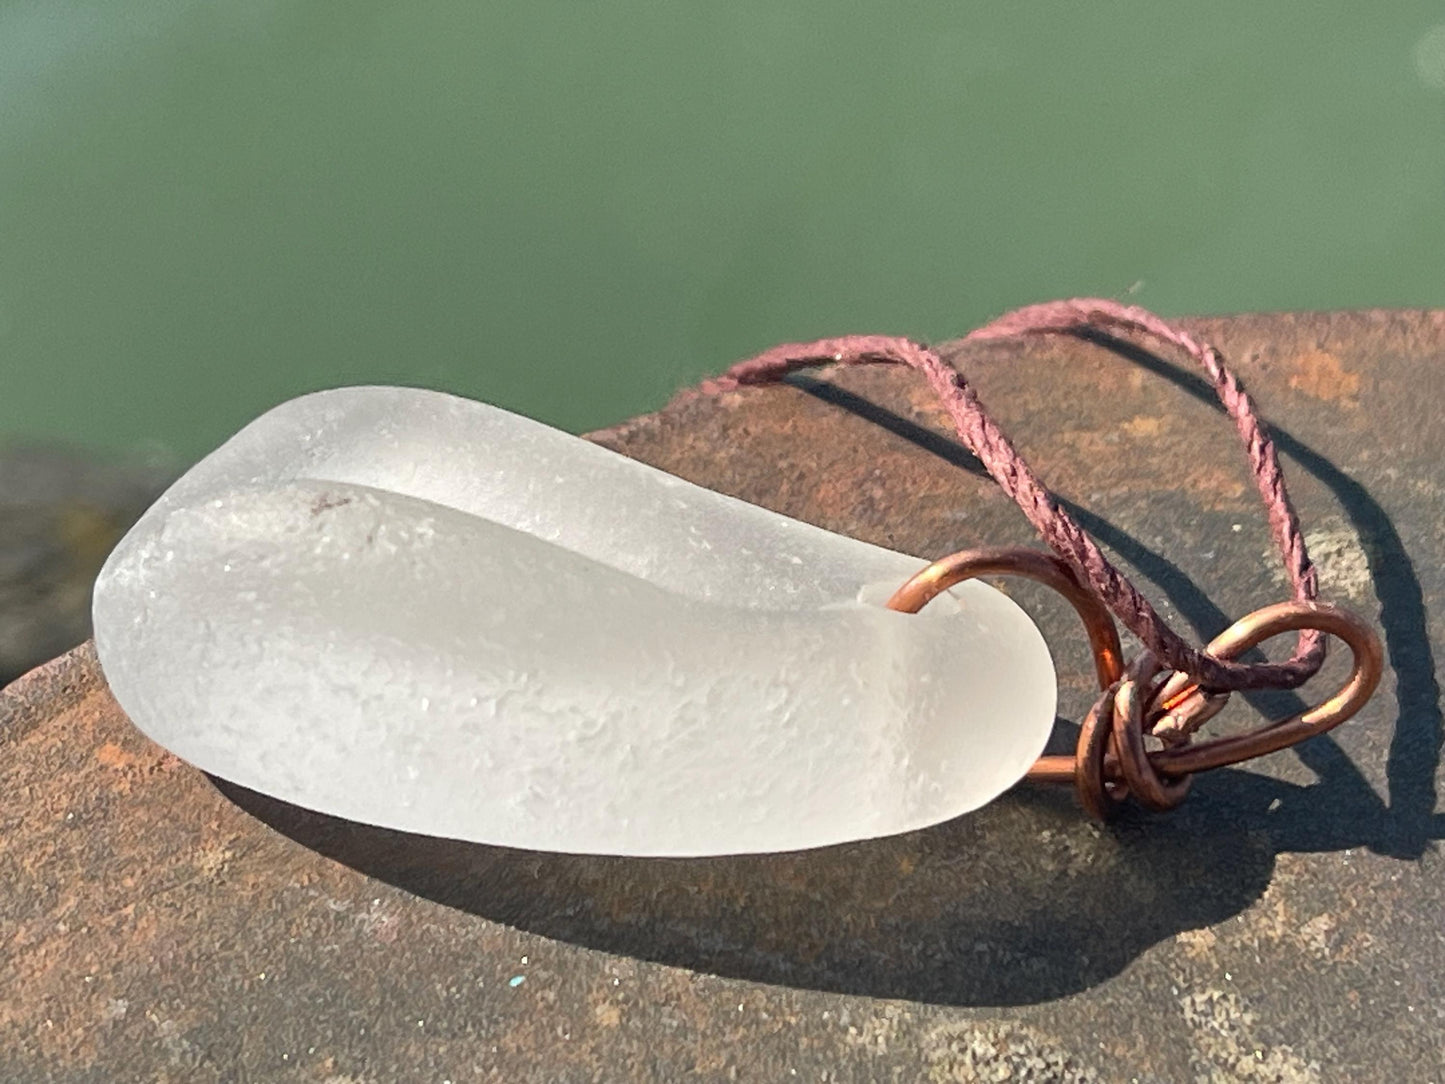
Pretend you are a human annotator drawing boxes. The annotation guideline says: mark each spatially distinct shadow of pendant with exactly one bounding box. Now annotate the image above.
[214,764,1281,1008]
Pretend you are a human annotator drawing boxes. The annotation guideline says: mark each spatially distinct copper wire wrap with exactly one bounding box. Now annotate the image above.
[885,546,1384,820]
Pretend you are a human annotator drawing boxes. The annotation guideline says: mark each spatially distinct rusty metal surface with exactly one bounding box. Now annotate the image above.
[3,309,1444,1082]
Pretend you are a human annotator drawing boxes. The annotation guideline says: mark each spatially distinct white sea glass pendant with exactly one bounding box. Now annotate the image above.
[92,387,1057,856]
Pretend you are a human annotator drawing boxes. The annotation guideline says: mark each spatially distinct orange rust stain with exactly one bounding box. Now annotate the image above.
[593,1002,623,1028]
[91,737,181,779]
[1179,465,1247,507]
[1030,429,1247,511]
[94,742,140,771]
[1289,350,1361,406]
[1121,415,1165,439]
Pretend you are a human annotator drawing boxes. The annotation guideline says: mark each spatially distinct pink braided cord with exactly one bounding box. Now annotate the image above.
[697,298,1325,693]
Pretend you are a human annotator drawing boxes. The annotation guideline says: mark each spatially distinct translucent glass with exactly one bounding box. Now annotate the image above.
[93,388,1056,855]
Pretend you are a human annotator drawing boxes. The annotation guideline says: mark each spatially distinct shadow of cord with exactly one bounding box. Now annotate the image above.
[799,353,1442,858]
[1068,329,1443,861]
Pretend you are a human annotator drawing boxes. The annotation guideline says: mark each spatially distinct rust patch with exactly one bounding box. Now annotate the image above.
[94,741,141,771]
[593,1002,622,1028]
[1178,465,1248,507]
[1179,989,1321,1082]
[927,1021,1102,1083]
[1176,926,1219,960]
[1288,350,1361,406]
[1025,427,1248,511]
[1120,414,1166,438]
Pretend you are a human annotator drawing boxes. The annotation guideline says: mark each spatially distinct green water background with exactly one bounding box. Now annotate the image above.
[3,3,1443,462]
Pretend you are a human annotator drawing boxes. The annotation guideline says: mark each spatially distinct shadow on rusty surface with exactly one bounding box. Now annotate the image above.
[218,756,1422,1007]
[220,774,1283,1007]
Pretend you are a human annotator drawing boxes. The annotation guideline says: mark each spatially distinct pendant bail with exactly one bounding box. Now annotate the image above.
[886,546,1384,820]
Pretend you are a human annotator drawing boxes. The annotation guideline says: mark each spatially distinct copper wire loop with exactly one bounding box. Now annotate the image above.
[1110,653,1193,812]
[885,546,1385,819]
[884,546,1125,687]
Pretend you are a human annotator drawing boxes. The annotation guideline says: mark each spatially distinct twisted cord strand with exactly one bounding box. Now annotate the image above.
[693,298,1324,693]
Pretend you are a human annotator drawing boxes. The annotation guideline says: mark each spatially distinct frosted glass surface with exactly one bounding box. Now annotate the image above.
[93,388,1057,856]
